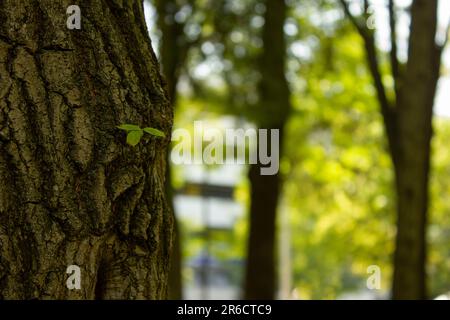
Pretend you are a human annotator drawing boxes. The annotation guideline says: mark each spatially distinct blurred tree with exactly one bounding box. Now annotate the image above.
[340,0,448,299]
[154,0,192,300]
[152,0,450,300]
[244,0,292,299]
[154,0,220,299]
[153,0,282,299]
[0,1,172,299]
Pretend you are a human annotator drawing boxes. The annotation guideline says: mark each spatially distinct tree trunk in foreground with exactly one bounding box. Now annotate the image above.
[0,0,173,299]
[244,0,291,300]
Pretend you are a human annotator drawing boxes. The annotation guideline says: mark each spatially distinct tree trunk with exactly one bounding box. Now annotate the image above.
[0,0,173,299]
[244,0,291,300]
[245,161,283,299]
[392,0,441,299]
[341,0,443,299]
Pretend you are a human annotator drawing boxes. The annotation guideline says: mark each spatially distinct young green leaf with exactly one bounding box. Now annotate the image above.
[126,129,144,146]
[143,127,165,138]
[117,124,141,132]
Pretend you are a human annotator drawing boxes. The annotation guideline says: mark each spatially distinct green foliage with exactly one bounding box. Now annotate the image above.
[429,119,450,297]
[126,130,144,147]
[117,124,165,147]
[143,127,166,137]
[152,0,450,299]
[117,124,141,131]
[282,6,396,299]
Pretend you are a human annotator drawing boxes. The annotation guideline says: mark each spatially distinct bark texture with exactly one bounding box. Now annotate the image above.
[0,0,173,299]
[244,0,291,300]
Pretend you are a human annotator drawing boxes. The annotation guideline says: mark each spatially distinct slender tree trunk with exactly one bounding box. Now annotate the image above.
[244,0,291,300]
[392,0,441,299]
[341,0,443,299]
[0,0,173,299]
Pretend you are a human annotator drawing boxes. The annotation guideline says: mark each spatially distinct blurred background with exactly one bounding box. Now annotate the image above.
[143,0,450,299]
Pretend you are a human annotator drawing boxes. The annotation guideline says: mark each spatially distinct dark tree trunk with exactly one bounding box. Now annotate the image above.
[0,0,173,299]
[244,0,291,300]
[245,161,283,299]
[392,0,441,299]
[341,0,443,299]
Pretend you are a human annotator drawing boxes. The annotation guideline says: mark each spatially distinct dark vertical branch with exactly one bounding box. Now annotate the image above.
[339,0,366,35]
[389,0,400,96]
[339,0,398,164]
[363,0,370,14]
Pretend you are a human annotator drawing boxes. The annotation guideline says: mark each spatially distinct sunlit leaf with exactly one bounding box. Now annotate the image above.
[143,127,165,137]
[117,124,141,132]
[126,130,143,146]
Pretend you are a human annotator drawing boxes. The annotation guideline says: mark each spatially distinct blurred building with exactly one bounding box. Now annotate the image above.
[174,164,246,300]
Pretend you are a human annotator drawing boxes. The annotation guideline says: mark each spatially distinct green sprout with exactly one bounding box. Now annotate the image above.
[117,124,165,147]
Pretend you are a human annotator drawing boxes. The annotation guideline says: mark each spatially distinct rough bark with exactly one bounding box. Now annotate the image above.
[244,0,291,300]
[0,0,173,299]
